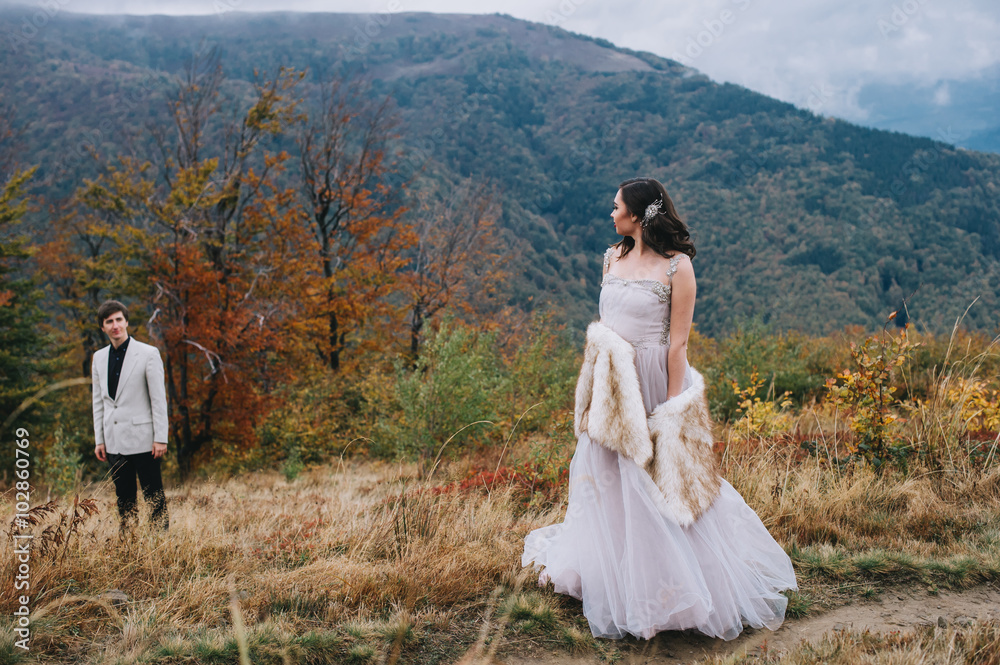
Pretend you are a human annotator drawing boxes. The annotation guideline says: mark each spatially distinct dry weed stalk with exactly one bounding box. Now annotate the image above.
[902,311,1000,478]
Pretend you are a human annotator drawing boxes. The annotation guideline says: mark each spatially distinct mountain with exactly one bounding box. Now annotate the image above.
[2,9,999,336]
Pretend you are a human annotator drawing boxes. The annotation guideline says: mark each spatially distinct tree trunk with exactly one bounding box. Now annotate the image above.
[176,351,195,480]
[410,301,424,360]
[328,309,340,371]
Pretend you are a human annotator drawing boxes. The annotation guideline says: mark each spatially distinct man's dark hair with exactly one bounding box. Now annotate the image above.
[97,300,129,326]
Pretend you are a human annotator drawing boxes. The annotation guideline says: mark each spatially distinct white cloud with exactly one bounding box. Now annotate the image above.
[933,82,951,106]
[582,0,998,121]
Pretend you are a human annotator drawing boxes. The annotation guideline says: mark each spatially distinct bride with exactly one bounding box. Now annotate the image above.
[522,177,797,640]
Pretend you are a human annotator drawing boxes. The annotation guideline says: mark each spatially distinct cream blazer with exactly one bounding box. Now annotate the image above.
[92,338,169,455]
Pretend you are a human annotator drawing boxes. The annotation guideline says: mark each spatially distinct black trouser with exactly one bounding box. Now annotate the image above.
[107,452,168,529]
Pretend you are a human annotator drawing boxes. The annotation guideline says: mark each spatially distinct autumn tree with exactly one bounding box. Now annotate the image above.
[403,179,506,358]
[0,96,59,436]
[40,199,133,380]
[0,166,51,430]
[296,78,412,370]
[78,50,313,477]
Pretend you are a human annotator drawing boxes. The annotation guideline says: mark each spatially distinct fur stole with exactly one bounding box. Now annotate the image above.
[574,322,654,466]
[574,322,722,526]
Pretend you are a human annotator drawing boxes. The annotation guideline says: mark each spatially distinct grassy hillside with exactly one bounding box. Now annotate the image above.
[2,10,1000,335]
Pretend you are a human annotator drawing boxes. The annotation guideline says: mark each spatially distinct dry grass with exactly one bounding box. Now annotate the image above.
[5,441,998,663]
[0,460,564,664]
[722,440,1000,610]
[726,441,1000,550]
[716,324,1000,610]
[705,620,1000,665]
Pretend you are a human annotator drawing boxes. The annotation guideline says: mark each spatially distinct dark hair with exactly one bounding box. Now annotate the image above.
[614,177,695,260]
[97,300,129,326]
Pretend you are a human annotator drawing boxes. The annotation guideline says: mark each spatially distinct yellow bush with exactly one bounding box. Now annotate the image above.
[944,377,1000,433]
[730,369,794,441]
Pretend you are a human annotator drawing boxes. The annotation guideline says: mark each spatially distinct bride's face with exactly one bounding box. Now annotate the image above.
[611,189,638,236]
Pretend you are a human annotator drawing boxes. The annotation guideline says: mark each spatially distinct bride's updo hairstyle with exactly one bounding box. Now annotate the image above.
[615,177,695,260]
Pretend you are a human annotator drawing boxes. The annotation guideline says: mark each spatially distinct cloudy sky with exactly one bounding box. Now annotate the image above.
[14,0,1000,125]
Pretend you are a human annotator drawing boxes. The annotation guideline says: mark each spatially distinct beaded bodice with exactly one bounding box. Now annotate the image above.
[599,248,682,349]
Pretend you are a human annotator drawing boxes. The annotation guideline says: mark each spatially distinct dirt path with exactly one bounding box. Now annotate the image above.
[500,583,1000,664]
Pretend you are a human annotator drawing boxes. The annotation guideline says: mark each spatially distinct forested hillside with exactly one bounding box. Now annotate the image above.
[2,9,1000,334]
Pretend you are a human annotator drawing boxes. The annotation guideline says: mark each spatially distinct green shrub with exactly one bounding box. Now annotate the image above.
[43,426,83,497]
[502,322,579,437]
[703,316,836,420]
[251,315,580,471]
[826,316,915,470]
[280,446,304,482]
[383,321,506,463]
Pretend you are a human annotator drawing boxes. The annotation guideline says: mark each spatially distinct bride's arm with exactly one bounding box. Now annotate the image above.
[666,257,696,399]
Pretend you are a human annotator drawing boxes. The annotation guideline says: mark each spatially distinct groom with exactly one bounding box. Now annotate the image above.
[91,300,169,529]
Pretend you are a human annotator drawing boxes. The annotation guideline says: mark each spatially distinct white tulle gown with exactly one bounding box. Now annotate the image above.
[522,252,797,640]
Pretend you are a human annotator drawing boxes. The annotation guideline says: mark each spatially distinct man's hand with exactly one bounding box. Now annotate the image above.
[95,444,107,462]
[152,442,167,459]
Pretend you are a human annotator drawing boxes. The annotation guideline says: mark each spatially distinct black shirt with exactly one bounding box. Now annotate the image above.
[107,336,130,400]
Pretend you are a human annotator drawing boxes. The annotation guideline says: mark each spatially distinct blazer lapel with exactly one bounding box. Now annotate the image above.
[116,341,139,400]
[96,346,111,399]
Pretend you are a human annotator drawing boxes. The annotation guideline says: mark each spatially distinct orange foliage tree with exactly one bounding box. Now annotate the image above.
[296,79,413,370]
[403,179,506,358]
[76,52,313,477]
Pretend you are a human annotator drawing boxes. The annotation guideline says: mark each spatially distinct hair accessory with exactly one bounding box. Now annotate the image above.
[641,198,663,228]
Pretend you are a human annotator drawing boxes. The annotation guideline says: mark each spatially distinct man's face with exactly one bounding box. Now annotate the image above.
[102,312,129,347]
